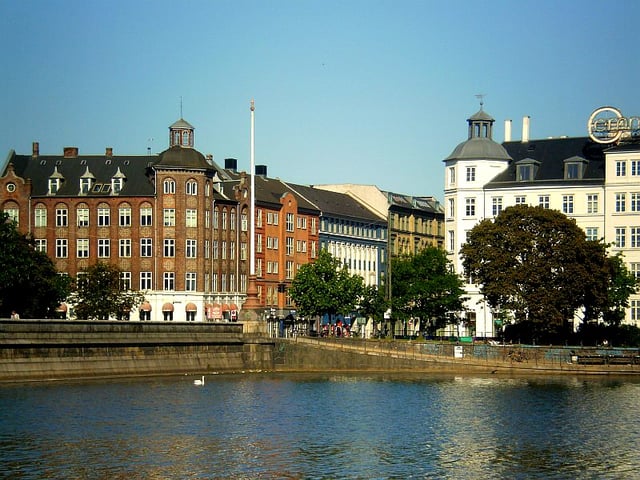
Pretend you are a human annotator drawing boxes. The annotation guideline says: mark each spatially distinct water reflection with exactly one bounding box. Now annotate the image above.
[1,374,640,479]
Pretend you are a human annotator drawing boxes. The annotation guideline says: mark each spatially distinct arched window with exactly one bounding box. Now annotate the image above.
[186,180,198,196]
[163,179,175,194]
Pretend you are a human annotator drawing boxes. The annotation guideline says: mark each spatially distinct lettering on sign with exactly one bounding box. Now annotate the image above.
[588,106,640,144]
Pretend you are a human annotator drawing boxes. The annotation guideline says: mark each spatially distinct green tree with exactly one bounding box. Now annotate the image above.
[461,205,637,342]
[390,246,466,337]
[70,262,144,320]
[0,213,71,318]
[289,249,364,323]
[358,284,389,333]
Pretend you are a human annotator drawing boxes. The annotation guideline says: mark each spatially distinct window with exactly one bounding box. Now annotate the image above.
[286,237,294,256]
[213,240,219,259]
[632,160,640,176]
[163,272,175,291]
[163,209,175,226]
[140,207,152,226]
[492,197,503,216]
[119,239,131,257]
[75,208,88,227]
[240,241,247,260]
[632,193,640,212]
[587,194,598,214]
[35,207,47,227]
[98,207,110,226]
[585,227,599,241]
[120,272,131,290]
[515,196,527,205]
[286,260,294,280]
[267,212,279,225]
[56,239,68,258]
[186,272,197,291]
[241,212,248,231]
[213,209,219,228]
[632,300,640,323]
[256,234,263,253]
[465,198,476,217]
[80,178,92,194]
[256,208,263,227]
[186,180,197,195]
[566,163,579,179]
[119,206,131,227]
[112,177,123,194]
[616,161,627,177]
[632,227,640,248]
[77,239,89,258]
[616,193,626,213]
[48,178,60,194]
[517,165,532,181]
[205,240,210,259]
[140,271,152,290]
[297,216,307,229]
[448,198,455,218]
[186,209,197,228]
[164,239,175,257]
[221,241,227,259]
[205,210,210,228]
[230,241,236,260]
[256,258,263,277]
[286,213,294,232]
[230,210,236,230]
[562,195,574,214]
[296,240,307,253]
[35,239,47,253]
[163,179,175,194]
[4,207,19,225]
[56,208,68,227]
[615,227,626,248]
[466,167,476,182]
[630,263,640,280]
[448,166,455,185]
[186,239,197,258]
[538,195,550,209]
[222,209,228,229]
[98,239,110,258]
[140,238,152,257]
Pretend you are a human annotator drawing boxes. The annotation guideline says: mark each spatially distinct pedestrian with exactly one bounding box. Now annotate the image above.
[10,310,19,320]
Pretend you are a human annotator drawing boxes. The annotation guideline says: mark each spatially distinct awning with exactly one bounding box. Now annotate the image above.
[222,304,230,312]
[162,302,174,312]
[140,301,152,312]
[185,302,197,312]
[55,303,67,313]
[230,303,238,311]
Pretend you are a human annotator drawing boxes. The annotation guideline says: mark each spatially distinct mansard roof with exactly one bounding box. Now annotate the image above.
[485,137,607,189]
[383,191,444,215]
[4,150,158,197]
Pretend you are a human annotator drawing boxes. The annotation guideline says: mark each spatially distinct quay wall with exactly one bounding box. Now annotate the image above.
[0,320,274,381]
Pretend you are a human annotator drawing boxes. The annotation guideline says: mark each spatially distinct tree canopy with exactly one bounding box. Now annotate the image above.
[289,249,364,321]
[461,205,638,341]
[70,262,144,320]
[0,213,71,318]
[390,246,466,336]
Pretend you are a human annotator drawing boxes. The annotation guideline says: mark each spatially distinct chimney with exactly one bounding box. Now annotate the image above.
[225,158,238,172]
[105,147,113,157]
[32,142,39,158]
[255,165,267,177]
[522,116,530,143]
[63,147,78,158]
[504,120,512,142]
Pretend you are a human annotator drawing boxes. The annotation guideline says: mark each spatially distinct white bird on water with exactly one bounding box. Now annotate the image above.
[194,375,205,386]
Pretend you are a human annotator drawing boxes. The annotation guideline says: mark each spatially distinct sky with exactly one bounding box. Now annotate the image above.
[2,0,639,201]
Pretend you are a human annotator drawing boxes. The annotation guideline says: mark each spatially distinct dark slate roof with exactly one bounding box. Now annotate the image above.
[485,137,607,189]
[221,172,320,214]
[382,191,444,214]
[155,145,211,170]
[5,151,158,197]
[284,182,386,224]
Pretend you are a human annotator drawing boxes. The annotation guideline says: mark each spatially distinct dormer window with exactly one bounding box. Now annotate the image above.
[80,166,95,194]
[111,167,126,194]
[48,166,64,195]
[564,156,588,180]
[516,158,540,182]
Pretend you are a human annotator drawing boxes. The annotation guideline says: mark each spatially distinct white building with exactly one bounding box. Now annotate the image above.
[444,106,640,338]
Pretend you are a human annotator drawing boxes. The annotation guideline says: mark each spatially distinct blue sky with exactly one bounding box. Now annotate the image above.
[2,0,639,200]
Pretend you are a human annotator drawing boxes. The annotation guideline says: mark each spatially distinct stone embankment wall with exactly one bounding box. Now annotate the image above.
[0,320,274,381]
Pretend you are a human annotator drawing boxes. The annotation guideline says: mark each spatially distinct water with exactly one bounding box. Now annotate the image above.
[1,373,639,479]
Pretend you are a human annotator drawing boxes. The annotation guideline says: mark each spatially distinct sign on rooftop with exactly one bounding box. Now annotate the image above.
[588,106,640,144]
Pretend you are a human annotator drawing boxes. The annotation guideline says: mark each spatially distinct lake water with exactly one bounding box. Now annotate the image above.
[1,373,639,479]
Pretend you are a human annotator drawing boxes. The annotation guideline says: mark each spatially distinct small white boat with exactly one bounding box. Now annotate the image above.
[194,375,205,386]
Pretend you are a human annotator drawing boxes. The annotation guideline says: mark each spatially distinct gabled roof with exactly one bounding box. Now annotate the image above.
[284,182,386,224]
[485,137,607,189]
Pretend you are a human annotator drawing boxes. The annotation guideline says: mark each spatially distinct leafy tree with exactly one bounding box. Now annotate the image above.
[0,213,71,318]
[289,249,364,323]
[390,246,466,337]
[70,262,144,320]
[461,205,637,342]
[358,284,389,333]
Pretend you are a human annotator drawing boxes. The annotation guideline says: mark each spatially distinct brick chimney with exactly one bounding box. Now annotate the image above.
[32,142,39,158]
[63,147,79,158]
